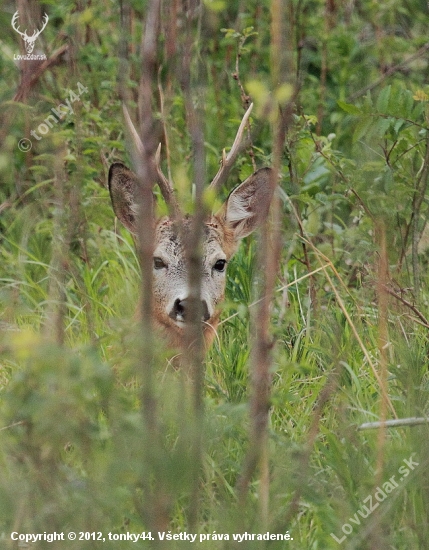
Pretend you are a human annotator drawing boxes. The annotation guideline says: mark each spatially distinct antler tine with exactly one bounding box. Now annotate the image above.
[209,102,253,192]
[11,12,26,38]
[39,13,49,33]
[155,143,180,218]
[122,103,144,156]
[122,104,180,217]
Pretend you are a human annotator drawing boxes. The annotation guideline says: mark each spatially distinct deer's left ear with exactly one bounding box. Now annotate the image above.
[219,167,274,240]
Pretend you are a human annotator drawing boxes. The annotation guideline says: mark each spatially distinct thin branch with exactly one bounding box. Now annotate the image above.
[232,35,256,171]
[177,1,206,530]
[411,132,429,300]
[157,66,174,185]
[359,417,429,430]
[382,284,429,327]
[0,421,25,432]
[375,222,389,487]
[347,42,429,102]
[236,0,294,518]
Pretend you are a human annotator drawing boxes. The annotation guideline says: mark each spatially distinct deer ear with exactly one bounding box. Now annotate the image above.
[220,167,273,240]
[108,163,141,234]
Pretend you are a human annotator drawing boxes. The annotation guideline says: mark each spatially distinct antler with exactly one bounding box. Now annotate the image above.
[209,102,254,191]
[29,13,49,41]
[38,13,49,36]
[11,11,48,39]
[154,143,180,216]
[11,12,27,38]
[122,104,180,217]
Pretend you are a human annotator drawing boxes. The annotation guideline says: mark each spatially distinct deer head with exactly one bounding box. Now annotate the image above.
[108,104,274,350]
[12,11,48,54]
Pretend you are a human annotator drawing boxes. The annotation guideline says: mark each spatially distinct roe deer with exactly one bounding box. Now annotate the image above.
[108,104,274,350]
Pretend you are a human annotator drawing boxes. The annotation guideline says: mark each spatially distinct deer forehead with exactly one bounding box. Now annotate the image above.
[153,216,233,266]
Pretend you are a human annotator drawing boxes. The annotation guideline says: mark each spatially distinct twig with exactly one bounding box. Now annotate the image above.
[236,0,294,522]
[347,42,429,102]
[382,284,429,327]
[157,67,174,187]
[411,132,429,301]
[375,222,389,489]
[119,0,168,534]
[0,421,25,432]
[358,417,429,430]
[232,34,256,171]
[177,2,206,530]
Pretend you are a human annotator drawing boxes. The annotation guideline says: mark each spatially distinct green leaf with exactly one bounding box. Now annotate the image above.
[393,119,405,134]
[368,116,391,141]
[353,115,373,143]
[337,101,362,115]
[403,89,414,118]
[389,85,414,118]
[204,0,226,12]
[376,85,391,114]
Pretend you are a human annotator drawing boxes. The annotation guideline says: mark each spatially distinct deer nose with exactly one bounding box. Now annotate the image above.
[170,298,210,323]
[202,300,210,322]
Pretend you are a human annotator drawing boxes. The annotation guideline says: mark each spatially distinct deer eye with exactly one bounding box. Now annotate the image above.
[153,257,167,270]
[213,259,227,272]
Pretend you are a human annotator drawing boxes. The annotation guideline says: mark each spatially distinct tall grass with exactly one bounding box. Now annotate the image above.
[1,0,429,548]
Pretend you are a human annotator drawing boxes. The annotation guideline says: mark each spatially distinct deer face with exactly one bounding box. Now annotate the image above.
[108,163,273,349]
[150,217,229,343]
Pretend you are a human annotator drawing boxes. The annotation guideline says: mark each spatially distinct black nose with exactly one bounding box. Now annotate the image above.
[170,298,187,321]
[201,300,210,322]
[169,298,210,322]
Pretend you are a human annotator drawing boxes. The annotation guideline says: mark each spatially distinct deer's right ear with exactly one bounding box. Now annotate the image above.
[108,163,139,234]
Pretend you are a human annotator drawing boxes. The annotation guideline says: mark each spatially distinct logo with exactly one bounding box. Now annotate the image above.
[11,11,48,59]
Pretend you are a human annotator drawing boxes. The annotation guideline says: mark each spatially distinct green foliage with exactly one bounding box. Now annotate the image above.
[1,0,429,548]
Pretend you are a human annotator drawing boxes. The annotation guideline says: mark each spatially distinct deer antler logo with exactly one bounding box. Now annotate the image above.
[11,11,49,54]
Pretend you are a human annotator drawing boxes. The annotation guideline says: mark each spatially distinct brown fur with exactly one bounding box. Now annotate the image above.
[109,164,274,354]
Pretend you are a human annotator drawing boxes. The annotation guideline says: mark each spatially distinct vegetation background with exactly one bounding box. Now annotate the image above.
[1,0,429,548]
